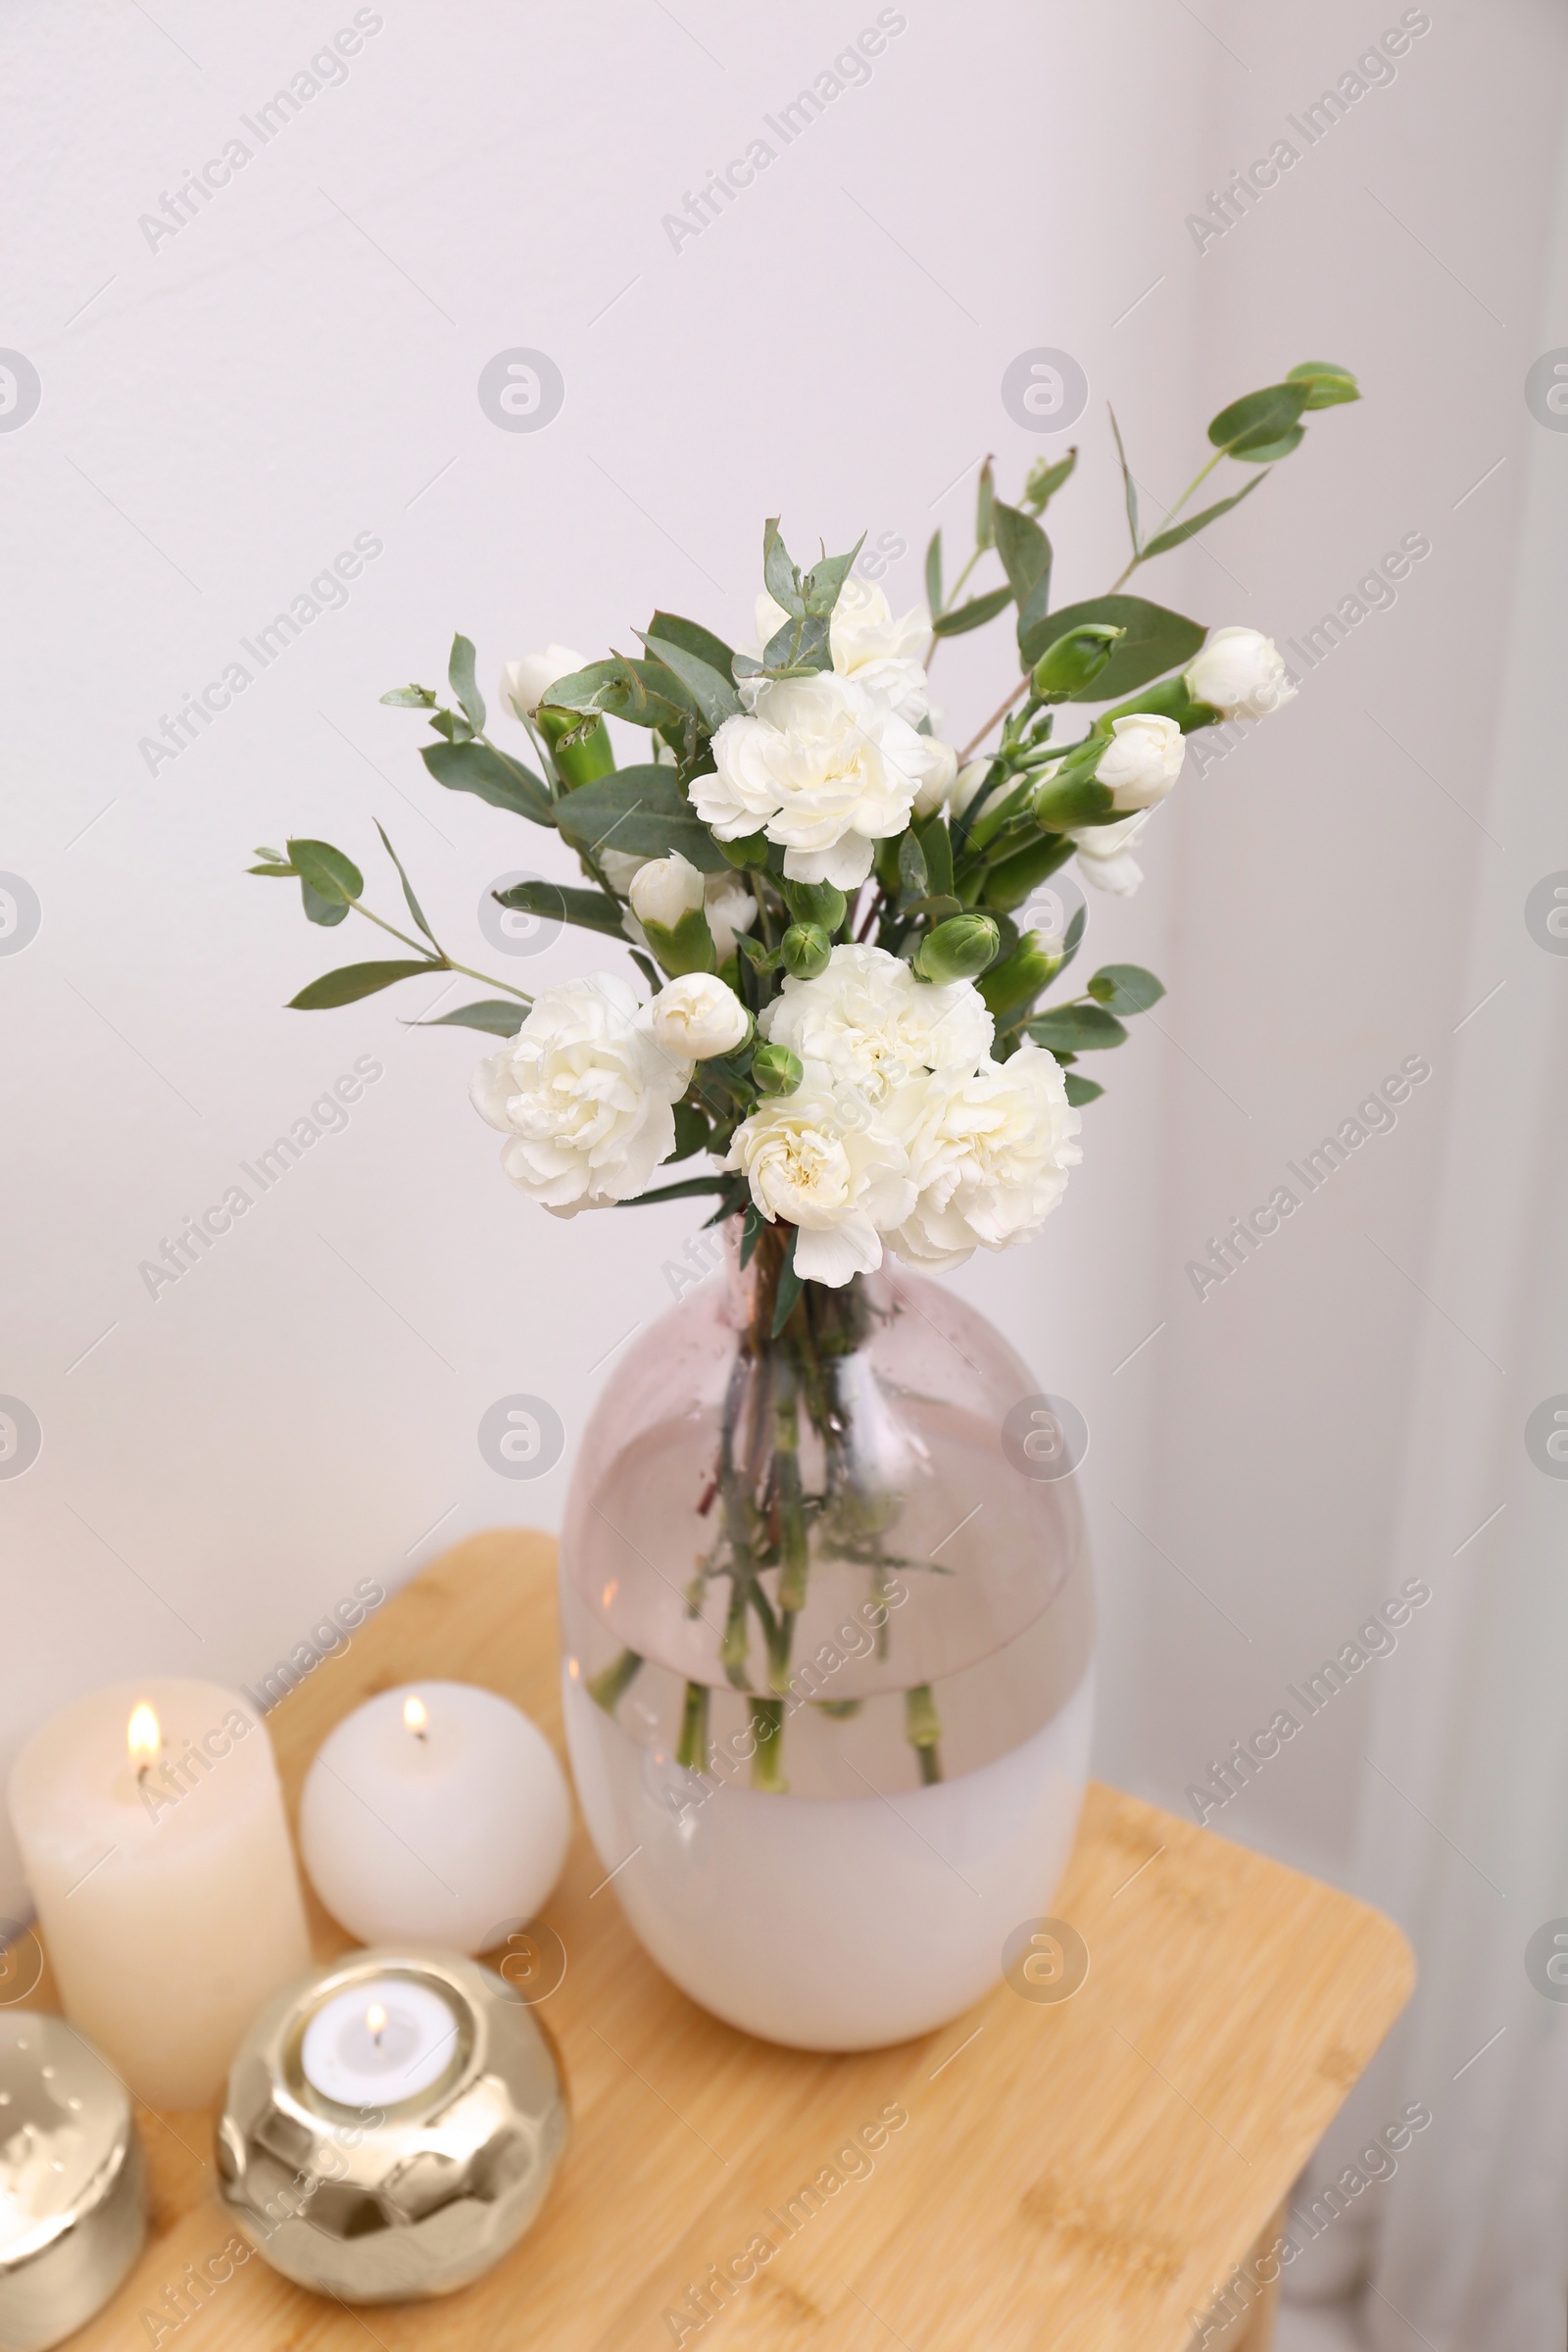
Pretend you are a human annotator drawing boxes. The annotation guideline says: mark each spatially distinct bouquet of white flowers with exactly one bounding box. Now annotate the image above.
[252,362,1355,1787]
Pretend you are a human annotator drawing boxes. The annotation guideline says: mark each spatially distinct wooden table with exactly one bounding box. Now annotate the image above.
[11,1531,1412,2350]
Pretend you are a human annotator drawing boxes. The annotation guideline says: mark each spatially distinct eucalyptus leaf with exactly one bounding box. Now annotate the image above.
[287,838,364,904]
[544,656,693,732]
[301,881,351,928]
[494,879,626,938]
[1108,406,1141,555]
[1207,381,1309,454]
[975,457,995,551]
[448,635,485,733]
[931,585,1014,639]
[416,999,527,1036]
[1063,1072,1104,1106]
[248,860,296,878]
[917,813,954,898]
[802,537,864,618]
[1018,593,1205,696]
[1024,448,1077,513]
[1025,1004,1129,1053]
[646,612,737,678]
[427,708,475,743]
[670,1102,712,1162]
[420,738,554,825]
[992,500,1053,608]
[288,957,440,1010]
[1286,361,1360,410]
[1087,961,1165,1014]
[924,529,942,612]
[1230,424,1304,466]
[897,831,929,910]
[555,765,727,872]
[379,683,437,708]
[374,821,436,944]
[615,1173,735,1206]
[1140,470,1269,559]
[762,517,805,617]
[635,631,742,728]
[771,1227,803,1336]
[760,612,832,673]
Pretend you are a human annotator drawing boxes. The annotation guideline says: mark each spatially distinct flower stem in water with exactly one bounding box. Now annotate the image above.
[905,1683,944,1786]
[749,1696,786,1790]
[676,1679,710,1774]
[587,1648,643,1715]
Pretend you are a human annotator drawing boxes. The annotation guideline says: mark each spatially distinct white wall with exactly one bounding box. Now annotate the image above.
[1,0,1560,1929]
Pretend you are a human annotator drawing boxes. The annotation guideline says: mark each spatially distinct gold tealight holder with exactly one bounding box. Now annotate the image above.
[215,1949,567,2303]
[0,2013,145,2352]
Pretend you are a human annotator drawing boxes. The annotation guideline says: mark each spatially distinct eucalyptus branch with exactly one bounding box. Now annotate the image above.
[350,900,532,1004]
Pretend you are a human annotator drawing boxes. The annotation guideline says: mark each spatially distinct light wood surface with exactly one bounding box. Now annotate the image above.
[11,1530,1413,2350]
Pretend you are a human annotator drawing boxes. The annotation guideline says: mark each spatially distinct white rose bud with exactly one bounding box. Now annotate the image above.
[650,973,751,1060]
[500,644,588,721]
[1095,712,1186,811]
[628,851,707,930]
[1185,626,1297,721]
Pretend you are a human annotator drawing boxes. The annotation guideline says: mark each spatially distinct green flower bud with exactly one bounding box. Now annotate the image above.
[1031,623,1124,702]
[752,1044,804,1097]
[781,880,848,932]
[914,912,1001,984]
[781,921,832,979]
[534,706,615,789]
[979,930,1064,1022]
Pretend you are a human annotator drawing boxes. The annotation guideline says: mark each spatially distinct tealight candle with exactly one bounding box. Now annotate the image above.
[6,1680,310,2110]
[299,1682,569,1952]
[218,1950,568,2301]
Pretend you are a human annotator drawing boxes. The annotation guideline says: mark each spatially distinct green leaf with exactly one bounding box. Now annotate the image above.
[646,612,737,678]
[555,765,727,872]
[374,821,436,945]
[416,999,527,1036]
[802,537,865,618]
[544,656,693,733]
[613,1174,735,1207]
[1087,962,1165,1014]
[493,879,627,938]
[380,683,437,708]
[448,635,485,734]
[762,518,805,617]
[1018,593,1205,697]
[420,738,554,826]
[1140,471,1270,559]
[1230,425,1304,466]
[931,585,1014,639]
[771,1227,803,1337]
[1107,406,1141,556]
[924,530,942,613]
[428,707,475,743]
[991,500,1053,609]
[1025,1004,1129,1053]
[248,860,296,878]
[975,457,995,551]
[897,831,929,911]
[1058,901,1088,976]
[1286,361,1360,410]
[670,1102,712,1162]
[287,839,363,905]
[1023,448,1077,514]
[1063,1072,1103,1106]
[289,958,440,1010]
[917,813,954,899]
[301,881,351,928]
[634,631,742,729]
[1207,381,1309,455]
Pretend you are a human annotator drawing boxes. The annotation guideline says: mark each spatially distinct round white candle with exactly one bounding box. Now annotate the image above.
[6,1680,310,2110]
[299,1683,569,1953]
[299,1977,460,2106]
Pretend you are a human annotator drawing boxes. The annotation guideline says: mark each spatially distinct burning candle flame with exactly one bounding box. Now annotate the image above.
[127,1703,161,1773]
[402,1695,428,1738]
[366,2003,387,2040]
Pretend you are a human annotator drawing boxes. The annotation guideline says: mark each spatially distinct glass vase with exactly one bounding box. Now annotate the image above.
[559,1220,1094,2050]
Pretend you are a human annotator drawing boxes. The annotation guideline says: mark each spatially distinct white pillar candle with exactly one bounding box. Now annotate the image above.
[6,1679,310,2111]
[299,1683,569,1954]
[299,1977,461,2106]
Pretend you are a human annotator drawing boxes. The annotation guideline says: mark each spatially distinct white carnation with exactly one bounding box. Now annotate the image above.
[470,973,689,1213]
[725,1082,913,1288]
[499,644,588,721]
[760,943,994,1110]
[1071,809,1153,896]
[602,849,757,962]
[696,672,952,890]
[628,851,705,930]
[650,974,750,1060]
[1096,711,1186,811]
[755,576,931,725]
[884,1043,1083,1272]
[1185,627,1297,720]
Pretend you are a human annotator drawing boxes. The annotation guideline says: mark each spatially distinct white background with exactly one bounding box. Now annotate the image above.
[1,0,1562,2142]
